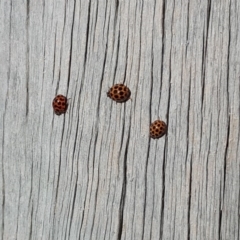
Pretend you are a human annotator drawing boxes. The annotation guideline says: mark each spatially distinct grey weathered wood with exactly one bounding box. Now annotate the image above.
[1,0,240,239]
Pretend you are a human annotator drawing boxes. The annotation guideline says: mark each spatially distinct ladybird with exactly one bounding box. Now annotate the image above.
[107,83,131,103]
[150,120,167,139]
[52,94,68,115]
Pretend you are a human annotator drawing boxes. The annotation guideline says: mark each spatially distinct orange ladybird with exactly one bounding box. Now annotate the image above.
[52,95,68,115]
[107,84,131,103]
[150,120,167,139]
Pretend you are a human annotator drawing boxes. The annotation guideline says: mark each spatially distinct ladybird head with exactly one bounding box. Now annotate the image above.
[107,90,111,98]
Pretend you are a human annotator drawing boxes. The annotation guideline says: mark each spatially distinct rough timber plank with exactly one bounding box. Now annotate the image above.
[0,0,240,239]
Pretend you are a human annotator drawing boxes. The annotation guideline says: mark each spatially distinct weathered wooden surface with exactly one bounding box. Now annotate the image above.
[1,0,239,239]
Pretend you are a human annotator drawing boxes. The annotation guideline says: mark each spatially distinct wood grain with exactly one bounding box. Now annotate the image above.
[1,0,239,239]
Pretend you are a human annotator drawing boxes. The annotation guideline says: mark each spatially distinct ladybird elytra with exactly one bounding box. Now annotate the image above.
[52,94,68,115]
[150,120,167,139]
[107,83,131,103]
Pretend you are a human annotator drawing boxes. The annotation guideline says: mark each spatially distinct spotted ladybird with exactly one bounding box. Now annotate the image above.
[150,120,167,139]
[107,84,131,103]
[52,94,68,115]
